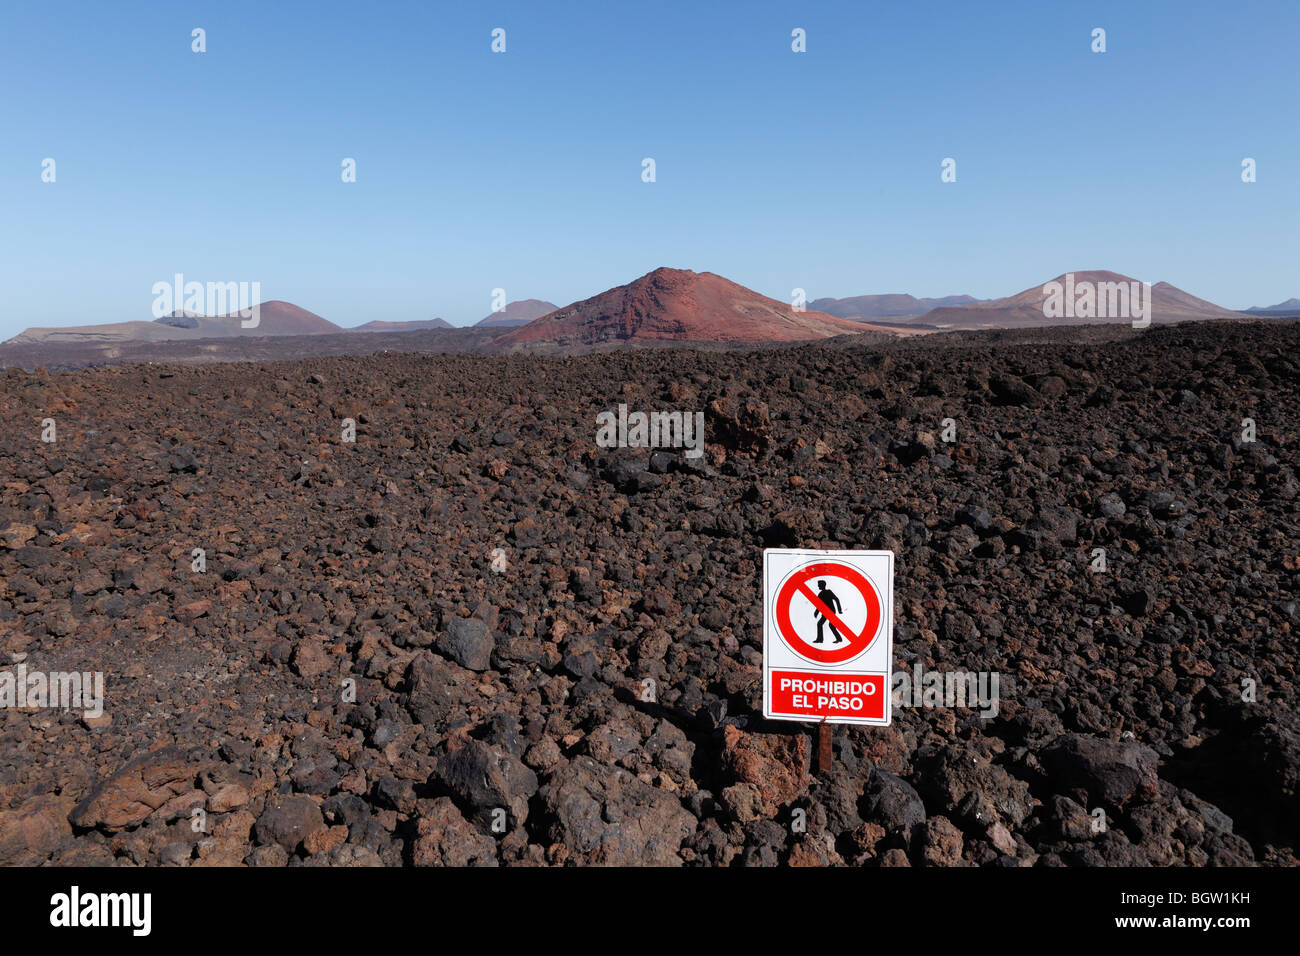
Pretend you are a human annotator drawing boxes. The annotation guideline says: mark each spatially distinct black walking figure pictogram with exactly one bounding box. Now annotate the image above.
[812,579,843,644]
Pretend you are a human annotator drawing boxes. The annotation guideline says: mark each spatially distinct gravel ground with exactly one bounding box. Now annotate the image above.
[0,320,1295,867]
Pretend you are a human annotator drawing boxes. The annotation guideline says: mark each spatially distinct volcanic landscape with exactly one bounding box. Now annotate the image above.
[0,316,1296,868]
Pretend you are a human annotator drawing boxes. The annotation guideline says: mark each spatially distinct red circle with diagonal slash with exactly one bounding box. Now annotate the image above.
[774,562,882,665]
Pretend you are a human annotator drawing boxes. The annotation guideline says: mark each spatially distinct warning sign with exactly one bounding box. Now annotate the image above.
[763,549,893,725]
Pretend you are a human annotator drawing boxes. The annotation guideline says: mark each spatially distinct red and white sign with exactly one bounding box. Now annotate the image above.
[762,549,893,725]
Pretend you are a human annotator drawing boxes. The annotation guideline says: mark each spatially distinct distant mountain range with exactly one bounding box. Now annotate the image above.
[915,270,1243,329]
[3,269,1269,360]
[349,318,452,332]
[7,301,341,344]
[1244,298,1300,315]
[811,293,983,321]
[5,299,546,345]
[475,299,559,327]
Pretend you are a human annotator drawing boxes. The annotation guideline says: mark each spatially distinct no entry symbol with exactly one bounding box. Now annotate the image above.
[773,561,883,665]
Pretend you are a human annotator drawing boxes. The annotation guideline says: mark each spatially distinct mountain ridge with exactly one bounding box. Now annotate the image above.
[496,268,911,349]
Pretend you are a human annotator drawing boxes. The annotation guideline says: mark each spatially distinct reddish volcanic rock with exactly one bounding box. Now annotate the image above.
[0,317,1293,867]
[68,745,203,832]
[497,268,905,347]
[720,724,809,811]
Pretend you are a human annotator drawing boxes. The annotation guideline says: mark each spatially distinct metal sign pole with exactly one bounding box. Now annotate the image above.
[813,718,833,775]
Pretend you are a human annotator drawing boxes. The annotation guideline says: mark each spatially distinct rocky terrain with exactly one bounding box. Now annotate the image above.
[0,326,504,372]
[0,319,1295,867]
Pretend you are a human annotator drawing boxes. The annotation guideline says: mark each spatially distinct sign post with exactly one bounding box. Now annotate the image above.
[814,719,833,775]
[762,549,894,765]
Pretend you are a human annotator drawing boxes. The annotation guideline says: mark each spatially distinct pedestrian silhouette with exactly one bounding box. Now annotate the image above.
[812,579,843,644]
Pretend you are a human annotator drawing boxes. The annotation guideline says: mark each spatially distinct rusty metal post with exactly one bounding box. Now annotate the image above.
[814,720,833,774]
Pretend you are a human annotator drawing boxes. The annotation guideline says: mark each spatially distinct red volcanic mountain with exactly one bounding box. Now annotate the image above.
[185,300,341,336]
[496,268,907,348]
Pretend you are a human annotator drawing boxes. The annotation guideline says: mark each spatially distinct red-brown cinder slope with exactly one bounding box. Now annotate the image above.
[496,268,907,348]
[211,300,341,335]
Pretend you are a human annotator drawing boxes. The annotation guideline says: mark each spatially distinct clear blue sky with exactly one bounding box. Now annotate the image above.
[2,0,1296,334]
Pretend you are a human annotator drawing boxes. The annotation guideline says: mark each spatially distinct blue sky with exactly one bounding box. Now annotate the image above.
[2,0,1296,334]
